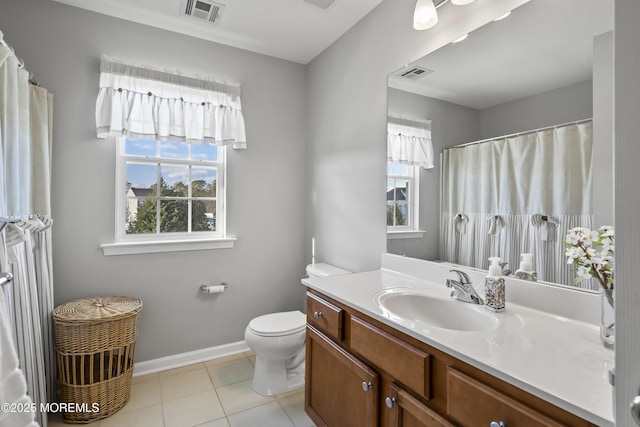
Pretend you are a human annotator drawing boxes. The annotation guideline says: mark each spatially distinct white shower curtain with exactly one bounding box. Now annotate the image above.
[0,37,55,427]
[439,122,593,287]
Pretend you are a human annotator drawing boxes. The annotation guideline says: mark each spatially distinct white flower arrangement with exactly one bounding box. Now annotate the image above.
[564,226,614,306]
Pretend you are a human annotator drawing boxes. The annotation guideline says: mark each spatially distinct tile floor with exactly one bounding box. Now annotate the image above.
[48,352,315,427]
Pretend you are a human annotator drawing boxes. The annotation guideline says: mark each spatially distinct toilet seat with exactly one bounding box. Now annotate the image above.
[248,311,306,337]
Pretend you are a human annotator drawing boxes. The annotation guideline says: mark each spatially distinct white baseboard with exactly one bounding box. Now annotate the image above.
[133,340,251,377]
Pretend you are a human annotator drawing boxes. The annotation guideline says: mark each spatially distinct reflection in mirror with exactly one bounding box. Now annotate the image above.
[386,0,613,289]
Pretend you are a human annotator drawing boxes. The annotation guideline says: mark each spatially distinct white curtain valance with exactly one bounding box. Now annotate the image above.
[387,117,434,169]
[95,57,247,149]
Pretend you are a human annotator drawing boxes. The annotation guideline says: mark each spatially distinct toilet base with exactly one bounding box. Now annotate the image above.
[251,358,305,396]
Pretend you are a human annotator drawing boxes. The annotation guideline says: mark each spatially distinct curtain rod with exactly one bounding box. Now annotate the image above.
[444,118,593,151]
[0,31,39,86]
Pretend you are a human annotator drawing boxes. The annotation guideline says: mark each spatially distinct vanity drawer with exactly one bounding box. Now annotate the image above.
[350,316,431,398]
[306,292,344,341]
[446,368,564,427]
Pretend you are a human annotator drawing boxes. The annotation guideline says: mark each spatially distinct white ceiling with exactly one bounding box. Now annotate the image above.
[388,0,614,110]
[49,0,385,64]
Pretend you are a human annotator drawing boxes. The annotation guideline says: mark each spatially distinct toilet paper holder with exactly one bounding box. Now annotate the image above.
[199,282,229,293]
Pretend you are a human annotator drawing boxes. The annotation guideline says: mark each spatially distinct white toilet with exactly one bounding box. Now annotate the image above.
[244,263,351,396]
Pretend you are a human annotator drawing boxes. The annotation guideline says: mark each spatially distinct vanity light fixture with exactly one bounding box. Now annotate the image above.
[414,0,477,31]
[413,0,438,30]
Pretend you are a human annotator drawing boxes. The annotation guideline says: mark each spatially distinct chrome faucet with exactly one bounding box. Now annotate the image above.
[446,269,484,305]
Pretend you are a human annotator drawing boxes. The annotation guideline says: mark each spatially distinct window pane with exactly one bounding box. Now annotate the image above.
[396,180,409,202]
[160,165,189,197]
[387,179,409,202]
[398,203,408,226]
[192,168,217,198]
[127,199,157,234]
[386,180,395,201]
[387,163,410,176]
[193,200,216,232]
[126,163,158,194]
[386,203,395,226]
[125,139,156,157]
[159,200,188,233]
[159,141,188,159]
[191,143,219,161]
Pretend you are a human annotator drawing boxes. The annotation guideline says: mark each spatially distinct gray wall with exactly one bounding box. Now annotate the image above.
[387,88,478,260]
[0,0,308,362]
[478,80,593,139]
[306,0,528,273]
[592,32,614,228]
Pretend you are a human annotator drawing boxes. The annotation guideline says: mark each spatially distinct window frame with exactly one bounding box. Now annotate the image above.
[387,163,422,237]
[102,137,234,255]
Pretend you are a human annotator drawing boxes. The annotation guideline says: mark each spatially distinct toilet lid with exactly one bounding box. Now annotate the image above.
[249,311,306,337]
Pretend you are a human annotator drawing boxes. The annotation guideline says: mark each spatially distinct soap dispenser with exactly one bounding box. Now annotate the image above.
[514,253,537,281]
[485,257,505,312]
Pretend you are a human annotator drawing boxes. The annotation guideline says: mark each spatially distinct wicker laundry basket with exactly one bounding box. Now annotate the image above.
[53,296,142,424]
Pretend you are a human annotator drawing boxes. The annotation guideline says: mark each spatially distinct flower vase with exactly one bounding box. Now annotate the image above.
[600,289,614,350]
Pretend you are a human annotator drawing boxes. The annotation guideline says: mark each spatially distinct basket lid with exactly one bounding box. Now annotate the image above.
[54,296,142,321]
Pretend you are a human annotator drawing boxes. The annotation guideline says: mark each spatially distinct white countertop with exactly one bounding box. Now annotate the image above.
[302,259,615,426]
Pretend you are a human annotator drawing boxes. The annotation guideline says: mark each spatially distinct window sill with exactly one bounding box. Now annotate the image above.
[101,237,236,256]
[387,230,425,240]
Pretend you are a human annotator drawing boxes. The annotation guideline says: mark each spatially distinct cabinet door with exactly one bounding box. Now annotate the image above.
[387,384,455,427]
[306,325,379,427]
[447,368,565,427]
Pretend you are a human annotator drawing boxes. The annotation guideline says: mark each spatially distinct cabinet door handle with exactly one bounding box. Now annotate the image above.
[385,397,397,408]
[313,311,323,319]
[490,422,506,427]
[361,381,373,392]
[632,395,640,425]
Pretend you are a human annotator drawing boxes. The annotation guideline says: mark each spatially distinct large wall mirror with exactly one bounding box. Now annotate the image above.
[386,0,613,289]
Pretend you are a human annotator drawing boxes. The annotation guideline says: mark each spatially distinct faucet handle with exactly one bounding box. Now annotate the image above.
[449,269,471,284]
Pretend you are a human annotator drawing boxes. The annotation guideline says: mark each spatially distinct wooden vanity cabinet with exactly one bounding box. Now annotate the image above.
[305,290,597,427]
[446,368,564,427]
[305,325,379,427]
[387,383,455,427]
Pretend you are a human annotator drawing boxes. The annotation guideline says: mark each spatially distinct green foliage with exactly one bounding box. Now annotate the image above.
[129,199,157,234]
[387,204,406,227]
[129,178,216,234]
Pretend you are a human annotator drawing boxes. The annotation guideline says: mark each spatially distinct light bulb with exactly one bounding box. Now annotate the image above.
[413,0,438,30]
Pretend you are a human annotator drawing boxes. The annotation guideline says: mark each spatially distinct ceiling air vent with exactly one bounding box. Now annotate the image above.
[182,0,226,24]
[397,66,433,80]
[300,0,337,11]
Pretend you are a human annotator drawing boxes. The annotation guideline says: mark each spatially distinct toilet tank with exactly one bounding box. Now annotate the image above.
[306,263,352,279]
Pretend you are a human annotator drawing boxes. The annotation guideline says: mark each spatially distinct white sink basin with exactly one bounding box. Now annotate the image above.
[374,287,499,332]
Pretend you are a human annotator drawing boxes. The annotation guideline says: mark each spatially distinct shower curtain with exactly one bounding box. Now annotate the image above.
[0,36,55,427]
[439,122,593,287]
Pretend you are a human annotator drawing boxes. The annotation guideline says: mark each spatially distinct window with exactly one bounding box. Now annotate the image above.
[97,58,244,255]
[112,137,229,248]
[387,163,420,234]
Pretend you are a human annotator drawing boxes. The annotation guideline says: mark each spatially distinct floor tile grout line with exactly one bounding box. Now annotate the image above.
[275,395,298,427]
[110,353,313,427]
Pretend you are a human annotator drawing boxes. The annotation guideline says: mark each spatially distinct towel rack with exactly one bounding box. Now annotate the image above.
[0,272,12,287]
